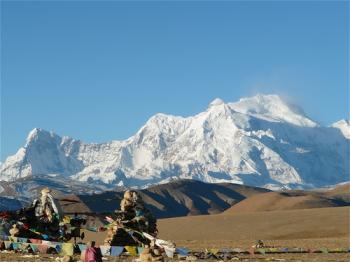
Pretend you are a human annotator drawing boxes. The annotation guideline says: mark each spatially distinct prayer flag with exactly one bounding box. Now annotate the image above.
[18,237,28,243]
[176,247,189,256]
[54,244,62,253]
[99,245,111,256]
[30,238,42,244]
[87,227,98,232]
[137,247,144,255]
[164,246,175,258]
[330,248,343,253]
[209,248,219,255]
[110,246,124,256]
[60,243,74,256]
[20,243,29,251]
[42,240,51,246]
[63,216,71,224]
[12,242,21,250]
[9,236,18,242]
[41,234,49,240]
[257,248,265,254]
[30,243,39,253]
[321,248,328,254]
[125,246,137,256]
[280,247,289,252]
[0,235,8,240]
[78,244,87,252]
[37,244,49,254]
[4,241,12,249]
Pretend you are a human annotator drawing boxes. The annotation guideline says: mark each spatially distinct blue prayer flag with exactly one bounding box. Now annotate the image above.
[110,246,124,256]
[176,247,189,256]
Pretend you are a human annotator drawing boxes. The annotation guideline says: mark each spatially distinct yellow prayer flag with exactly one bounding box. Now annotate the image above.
[60,243,74,256]
[125,246,138,256]
[63,216,71,224]
[209,248,220,255]
[9,236,18,242]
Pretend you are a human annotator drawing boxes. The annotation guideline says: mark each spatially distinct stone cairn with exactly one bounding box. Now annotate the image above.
[104,190,157,246]
[1,187,63,240]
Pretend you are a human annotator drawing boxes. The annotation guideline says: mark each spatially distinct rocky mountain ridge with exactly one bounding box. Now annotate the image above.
[1,94,349,190]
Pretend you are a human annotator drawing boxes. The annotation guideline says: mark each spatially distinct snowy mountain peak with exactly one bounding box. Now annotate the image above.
[229,94,318,127]
[333,119,349,126]
[26,128,54,146]
[26,128,42,143]
[233,94,293,113]
[209,98,225,107]
[331,119,350,139]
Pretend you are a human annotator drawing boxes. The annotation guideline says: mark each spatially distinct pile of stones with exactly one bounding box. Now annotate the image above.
[104,190,157,246]
[1,188,63,240]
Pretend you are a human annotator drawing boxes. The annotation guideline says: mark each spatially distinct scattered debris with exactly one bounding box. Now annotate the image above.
[255,240,264,248]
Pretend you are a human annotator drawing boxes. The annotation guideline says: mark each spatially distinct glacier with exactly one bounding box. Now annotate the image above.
[1,94,349,190]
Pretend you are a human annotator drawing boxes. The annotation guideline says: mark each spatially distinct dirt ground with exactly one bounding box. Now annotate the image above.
[157,207,349,247]
[0,251,349,262]
[81,206,350,249]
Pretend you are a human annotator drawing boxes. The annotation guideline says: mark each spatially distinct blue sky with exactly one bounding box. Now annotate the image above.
[1,1,349,161]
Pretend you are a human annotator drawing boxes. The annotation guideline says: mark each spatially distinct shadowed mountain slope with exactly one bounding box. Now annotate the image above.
[68,180,270,218]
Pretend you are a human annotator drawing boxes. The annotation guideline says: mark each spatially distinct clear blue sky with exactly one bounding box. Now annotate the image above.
[1,1,349,161]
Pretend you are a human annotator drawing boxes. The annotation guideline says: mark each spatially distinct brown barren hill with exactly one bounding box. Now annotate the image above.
[327,183,350,195]
[325,183,350,202]
[225,185,350,214]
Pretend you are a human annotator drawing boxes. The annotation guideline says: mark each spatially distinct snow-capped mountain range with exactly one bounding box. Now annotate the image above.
[1,94,349,190]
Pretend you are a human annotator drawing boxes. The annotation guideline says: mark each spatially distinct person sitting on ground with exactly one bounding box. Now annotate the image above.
[81,241,102,262]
